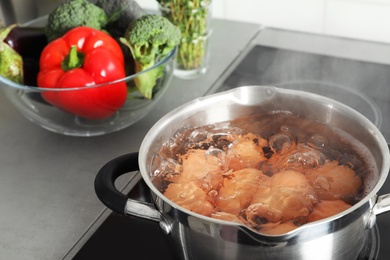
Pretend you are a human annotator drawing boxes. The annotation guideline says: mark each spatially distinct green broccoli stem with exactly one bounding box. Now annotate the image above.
[159,0,211,70]
[134,62,163,99]
[120,35,167,99]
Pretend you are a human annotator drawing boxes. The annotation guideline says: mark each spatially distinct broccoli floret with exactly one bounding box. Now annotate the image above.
[120,14,181,99]
[45,0,108,42]
[95,0,145,39]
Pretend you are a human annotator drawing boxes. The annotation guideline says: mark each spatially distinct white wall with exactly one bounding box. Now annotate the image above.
[1,0,388,43]
[136,0,390,44]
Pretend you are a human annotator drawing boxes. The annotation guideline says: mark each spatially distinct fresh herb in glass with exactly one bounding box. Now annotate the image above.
[157,0,212,78]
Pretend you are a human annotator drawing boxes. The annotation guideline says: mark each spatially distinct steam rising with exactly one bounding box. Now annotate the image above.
[220,45,386,129]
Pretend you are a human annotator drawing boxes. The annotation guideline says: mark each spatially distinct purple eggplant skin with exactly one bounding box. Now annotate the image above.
[4,26,47,59]
[4,26,48,86]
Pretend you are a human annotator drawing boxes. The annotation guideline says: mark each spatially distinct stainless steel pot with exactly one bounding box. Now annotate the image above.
[95,86,390,260]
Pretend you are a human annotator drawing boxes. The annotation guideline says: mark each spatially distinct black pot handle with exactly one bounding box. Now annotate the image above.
[94,152,139,215]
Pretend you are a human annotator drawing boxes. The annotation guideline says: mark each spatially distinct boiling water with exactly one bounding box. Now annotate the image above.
[151,112,378,229]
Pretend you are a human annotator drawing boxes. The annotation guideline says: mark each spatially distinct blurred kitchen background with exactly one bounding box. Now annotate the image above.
[1,0,390,44]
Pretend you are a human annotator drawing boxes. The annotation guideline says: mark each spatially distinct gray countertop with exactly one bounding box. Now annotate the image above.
[0,19,260,260]
[2,17,390,260]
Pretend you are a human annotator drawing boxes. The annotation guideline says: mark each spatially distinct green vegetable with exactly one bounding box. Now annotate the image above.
[95,0,145,39]
[0,24,23,84]
[45,0,108,42]
[158,0,211,71]
[120,14,180,99]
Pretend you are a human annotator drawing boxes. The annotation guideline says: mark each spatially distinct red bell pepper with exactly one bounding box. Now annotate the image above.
[37,26,127,120]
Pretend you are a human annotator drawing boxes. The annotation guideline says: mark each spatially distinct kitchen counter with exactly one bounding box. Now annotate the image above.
[75,27,390,259]
[2,18,390,260]
[0,19,261,260]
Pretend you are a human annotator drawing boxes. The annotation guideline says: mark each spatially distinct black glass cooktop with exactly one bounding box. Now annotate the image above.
[74,178,389,260]
[74,45,390,259]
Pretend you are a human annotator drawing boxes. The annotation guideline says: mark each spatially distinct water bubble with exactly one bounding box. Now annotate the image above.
[179,192,187,199]
[269,132,295,154]
[201,182,210,190]
[210,133,235,149]
[222,170,234,179]
[297,183,307,189]
[212,132,234,140]
[280,125,290,132]
[205,148,226,165]
[152,154,181,178]
[208,190,218,197]
[248,204,259,211]
[305,194,318,204]
[287,146,326,169]
[188,129,208,143]
[227,127,244,135]
[165,172,175,180]
[307,134,328,149]
[255,175,263,181]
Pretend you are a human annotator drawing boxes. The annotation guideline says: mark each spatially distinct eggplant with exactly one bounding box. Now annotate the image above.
[4,26,47,59]
[3,26,48,86]
[0,25,23,84]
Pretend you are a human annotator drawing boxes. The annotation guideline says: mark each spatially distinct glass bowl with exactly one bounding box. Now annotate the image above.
[0,16,176,137]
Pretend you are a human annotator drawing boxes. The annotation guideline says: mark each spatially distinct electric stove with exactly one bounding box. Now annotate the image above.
[74,45,390,259]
